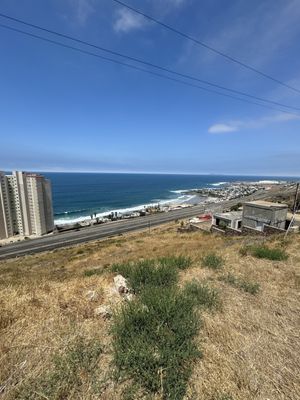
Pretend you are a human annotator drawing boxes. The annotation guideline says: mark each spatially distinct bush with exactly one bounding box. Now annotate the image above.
[250,245,288,261]
[202,253,224,270]
[112,287,200,399]
[239,280,260,295]
[111,258,216,399]
[184,280,220,309]
[112,259,179,294]
[158,255,192,270]
[111,256,192,293]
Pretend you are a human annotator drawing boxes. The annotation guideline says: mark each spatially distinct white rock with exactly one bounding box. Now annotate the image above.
[85,290,98,301]
[94,305,112,319]
[114,274,129,294]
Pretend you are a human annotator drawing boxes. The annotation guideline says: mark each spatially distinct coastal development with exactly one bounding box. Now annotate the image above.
[0,171,54,240]
[0,177,298,260]
[54,179,296,230]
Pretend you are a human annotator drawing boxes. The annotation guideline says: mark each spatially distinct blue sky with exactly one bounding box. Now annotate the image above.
[1,0,300,176]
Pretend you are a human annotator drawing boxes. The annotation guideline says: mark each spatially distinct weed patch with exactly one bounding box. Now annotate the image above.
[111,258,217,399]
[202,253,224,270]
[112,287,200,399]
[111,256,191,294]
[158,255,192,270]
[83,267,103,277]
[16,337,102,399]
[241,245,288,261]
[222,273,260,295]
[184,280,220,310]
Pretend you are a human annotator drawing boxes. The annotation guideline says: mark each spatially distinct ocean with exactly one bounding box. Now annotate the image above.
[42,173,296,225]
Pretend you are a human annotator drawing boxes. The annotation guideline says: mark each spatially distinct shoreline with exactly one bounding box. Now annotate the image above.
[54,180,290,229]
[54,193,202,226]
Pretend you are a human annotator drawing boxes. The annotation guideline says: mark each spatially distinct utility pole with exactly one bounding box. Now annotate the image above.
[285,183,299,238]
[293,183,299,213]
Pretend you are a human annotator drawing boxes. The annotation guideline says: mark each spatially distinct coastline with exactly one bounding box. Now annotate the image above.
[54,193,203,226]
[54,179,289,228]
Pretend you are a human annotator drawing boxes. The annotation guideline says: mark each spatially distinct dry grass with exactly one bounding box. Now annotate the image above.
[0,224,299,399]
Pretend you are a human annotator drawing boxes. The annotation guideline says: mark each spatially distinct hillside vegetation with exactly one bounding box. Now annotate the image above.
[0,224,299,399]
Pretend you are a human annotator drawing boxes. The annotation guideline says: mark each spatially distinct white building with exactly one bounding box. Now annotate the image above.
[212,211,243,230]
[0,171,54,239]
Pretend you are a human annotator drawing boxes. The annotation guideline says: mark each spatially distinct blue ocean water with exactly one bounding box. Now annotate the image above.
[42,173,296,224]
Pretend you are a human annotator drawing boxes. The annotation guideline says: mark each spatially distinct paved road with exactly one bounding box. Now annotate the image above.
[0,190,273,260]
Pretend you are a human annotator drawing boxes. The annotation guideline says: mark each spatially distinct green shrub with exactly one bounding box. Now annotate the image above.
[239,280,260,295]
[250,245,288,261]
[184,280,220,309]
[112,286,201,399]
[158,255,192,270]
[111,258,216,399]
[202,253,224,270]
[112,259,178,294]
[111,256,191,294]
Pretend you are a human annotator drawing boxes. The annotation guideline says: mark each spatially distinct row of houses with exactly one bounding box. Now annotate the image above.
[211,200,299,235]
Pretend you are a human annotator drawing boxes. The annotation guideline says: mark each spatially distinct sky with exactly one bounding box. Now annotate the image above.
[1,0,300,176]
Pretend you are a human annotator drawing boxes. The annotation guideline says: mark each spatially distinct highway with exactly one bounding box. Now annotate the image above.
[0,190,273,260]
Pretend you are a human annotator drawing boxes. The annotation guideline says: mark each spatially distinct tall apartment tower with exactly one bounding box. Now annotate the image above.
[0,171,54,239]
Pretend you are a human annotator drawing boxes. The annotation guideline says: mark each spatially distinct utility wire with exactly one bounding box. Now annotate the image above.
[111,0,300,95]
[0,13,299,112]
[1,23,299,118]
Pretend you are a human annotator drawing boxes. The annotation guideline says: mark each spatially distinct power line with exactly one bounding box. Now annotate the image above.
[111,0,300,95]
[1,23,299,117]
[0,13,300,112]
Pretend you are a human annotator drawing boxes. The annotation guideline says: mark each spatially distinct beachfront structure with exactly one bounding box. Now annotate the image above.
[242,200,288,231]
[212,211,242,230]
[0,171,54,239]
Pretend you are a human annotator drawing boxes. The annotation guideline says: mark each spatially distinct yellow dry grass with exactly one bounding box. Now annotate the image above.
[0,223,299,399]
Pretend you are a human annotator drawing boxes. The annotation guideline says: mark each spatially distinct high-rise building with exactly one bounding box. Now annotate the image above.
[0,171,54,239]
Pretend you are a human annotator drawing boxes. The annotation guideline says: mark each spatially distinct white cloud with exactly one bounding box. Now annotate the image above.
[208,123,238,134]
[113,8,147,33]
[208,112,300,134]
[69,0,95,25]
[178,0,300,83]
[113,0,187,34]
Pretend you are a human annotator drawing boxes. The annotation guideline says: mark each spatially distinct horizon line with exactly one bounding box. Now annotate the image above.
[1,169,300,178]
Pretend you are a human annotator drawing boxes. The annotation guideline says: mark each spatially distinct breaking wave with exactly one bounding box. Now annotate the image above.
[54,193,198,225]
